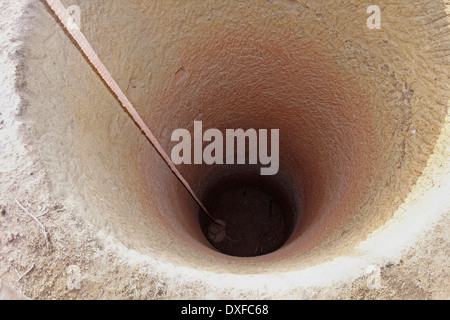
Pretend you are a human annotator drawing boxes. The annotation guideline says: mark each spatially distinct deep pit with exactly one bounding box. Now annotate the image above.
[18,0,450,278]
[199,173,298,257]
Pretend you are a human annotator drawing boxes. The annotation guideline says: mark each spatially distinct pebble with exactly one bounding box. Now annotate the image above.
[7,232,19,242]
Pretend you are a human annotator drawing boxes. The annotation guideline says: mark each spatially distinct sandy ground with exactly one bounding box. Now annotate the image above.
[0,0,449,300]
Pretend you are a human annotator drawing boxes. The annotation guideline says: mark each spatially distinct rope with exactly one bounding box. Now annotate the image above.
[44,0,214,221]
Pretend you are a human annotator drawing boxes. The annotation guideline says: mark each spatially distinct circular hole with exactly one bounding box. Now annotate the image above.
[199,174,298,257]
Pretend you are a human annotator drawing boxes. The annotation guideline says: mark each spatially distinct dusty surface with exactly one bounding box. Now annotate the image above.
[342,214,450,300]
[0,0,449,300]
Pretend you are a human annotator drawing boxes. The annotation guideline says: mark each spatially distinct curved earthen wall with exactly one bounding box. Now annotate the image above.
[10,0,449,296]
